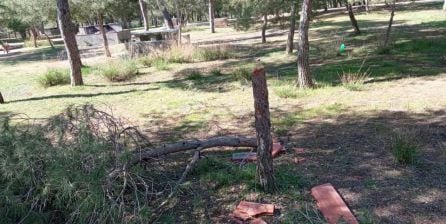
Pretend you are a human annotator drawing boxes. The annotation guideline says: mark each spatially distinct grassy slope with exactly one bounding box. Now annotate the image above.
[1,2,446,223]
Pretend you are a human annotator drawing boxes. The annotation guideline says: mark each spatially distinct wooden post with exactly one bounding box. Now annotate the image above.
[251,65,276,193]
[0,91,4,104]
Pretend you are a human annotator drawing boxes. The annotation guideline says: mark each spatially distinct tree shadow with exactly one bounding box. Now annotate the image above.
[0,46,64,65]
[6,87,159,104]
[281,109,446,223]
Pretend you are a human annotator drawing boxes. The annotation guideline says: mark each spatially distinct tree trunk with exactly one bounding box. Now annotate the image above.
[384,1,396,47]
[286,0,298,54]
[209,0,215,33]
[443,0,446,10]
[347,3,361,35]
[297,0,314,88]
[261,14,268,43]
[98,13,112,58]
[30,27,38,48]
[251,66,276,193]
[139,0,150,31]
[57,0,83,86]
[365,0,370,12]
[0,91,4,104]
[156,0,174,29]
[41,30,55,49]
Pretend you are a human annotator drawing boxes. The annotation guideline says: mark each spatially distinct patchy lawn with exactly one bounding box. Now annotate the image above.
[1,2,445,223]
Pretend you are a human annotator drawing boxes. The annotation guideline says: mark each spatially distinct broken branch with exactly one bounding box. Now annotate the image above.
[132,136,256,163]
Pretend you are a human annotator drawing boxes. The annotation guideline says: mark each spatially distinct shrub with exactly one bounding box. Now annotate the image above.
[232,65,253,83]
[192,45,230,62]
[100,60,139,82]
[338,56,369,91]
[38,68,70,87]
[210,68,223,76]
[24,39,51,48]
[187,70,203,80]
[392,135,419,165]
[0,106,171,223]
[274,85,303,99]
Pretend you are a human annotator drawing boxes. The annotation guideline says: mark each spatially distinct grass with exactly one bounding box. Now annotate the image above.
[38,68,70,87]
[98,59,139,82]
[1,3,446,222]
[392,134,419,165]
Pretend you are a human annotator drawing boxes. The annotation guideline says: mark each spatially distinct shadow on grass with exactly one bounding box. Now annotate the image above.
[0,46,64,65]
[149,106,446,223]
[6,87,159,104]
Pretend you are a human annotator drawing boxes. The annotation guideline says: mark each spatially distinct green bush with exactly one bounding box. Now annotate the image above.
[232,65,253,83]
[392,135,419,165]
[100,60,139,82]
[38,68,70,87]
[210,68,223,76]
[0,106,169,223]
[187,70,203,80]
[192,46,230,62]
[274,85,302,99]
[24,39,51,48]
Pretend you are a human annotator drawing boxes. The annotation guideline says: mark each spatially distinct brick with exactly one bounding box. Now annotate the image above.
[311,183,359,224]
[232,201,275,221]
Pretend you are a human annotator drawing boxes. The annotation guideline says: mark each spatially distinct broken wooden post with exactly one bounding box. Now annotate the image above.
[0,91,4,104]
[251,65,276,192]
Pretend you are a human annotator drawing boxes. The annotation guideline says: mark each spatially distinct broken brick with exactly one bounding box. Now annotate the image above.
[311,183,359,224]
[293,156,306,164]
[294,147,306,154]
[232,143,285,163]
[251,218,267,224]
[232,201,275,221]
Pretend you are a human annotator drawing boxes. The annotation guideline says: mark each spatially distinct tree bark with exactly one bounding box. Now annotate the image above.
[347,3,361,35]
[98,13,112,58]
[156,0,174,29]
[261,14,268,43]
[209,0,215,33]
[251,66,276,193]
[297,0,314,88]
[286,0,298,54]
[365,0,370,13]
[57,0,83,86]
[30,27,38,48]
[0,91,4,104]
[139,0,150,31]
[384,1,396,47]
[132,136,256,163]
[41,30,55,49]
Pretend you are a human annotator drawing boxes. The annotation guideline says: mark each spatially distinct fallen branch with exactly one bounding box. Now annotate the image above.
[149,150,201,223]
[132,136,256,163]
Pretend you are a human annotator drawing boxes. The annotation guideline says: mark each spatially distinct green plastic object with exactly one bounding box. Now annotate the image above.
[340,43,345,53]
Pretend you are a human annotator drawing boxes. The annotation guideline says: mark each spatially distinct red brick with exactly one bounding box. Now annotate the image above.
[250,218,267,224]
[232,201,275,221]
[311,183,359,224]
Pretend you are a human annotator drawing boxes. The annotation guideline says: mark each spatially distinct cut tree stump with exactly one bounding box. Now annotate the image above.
[252,65,276,192]
[311,183,359,224]
[0,91,4,104]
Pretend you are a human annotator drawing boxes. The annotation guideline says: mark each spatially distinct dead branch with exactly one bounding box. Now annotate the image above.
[132,136,256,163]
[149,150,201,223]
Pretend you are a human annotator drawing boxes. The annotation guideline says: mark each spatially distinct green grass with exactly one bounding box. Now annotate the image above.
[98,59,139,82]
[38,68,70,87]
[392,135,419,165]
